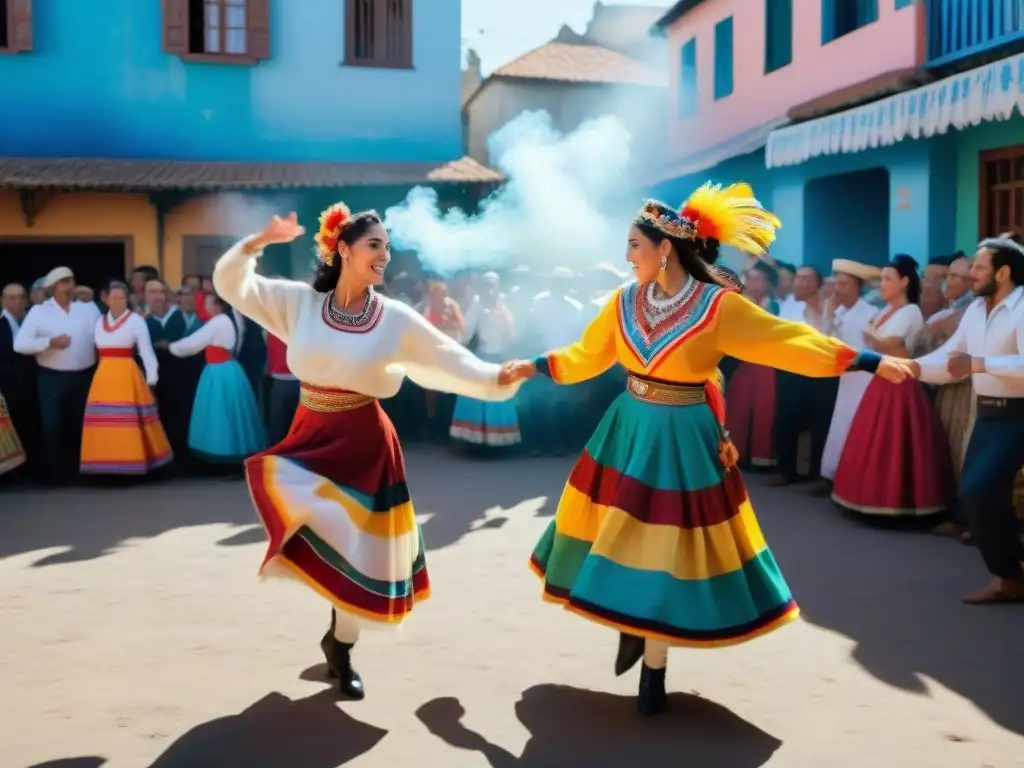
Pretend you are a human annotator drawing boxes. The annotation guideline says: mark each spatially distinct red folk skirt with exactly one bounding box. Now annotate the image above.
[244,384,429,624]
[724,362,777,467]
[831,377,953,516]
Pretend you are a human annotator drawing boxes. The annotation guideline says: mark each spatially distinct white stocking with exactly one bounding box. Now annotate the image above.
[643,639,669,670]
[331,607,361,644]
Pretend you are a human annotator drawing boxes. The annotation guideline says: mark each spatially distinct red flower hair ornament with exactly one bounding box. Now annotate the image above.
[314,202,352,266]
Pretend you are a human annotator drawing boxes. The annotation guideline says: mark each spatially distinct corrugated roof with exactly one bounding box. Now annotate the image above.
[491,39,664,86]
[0,156,504,191]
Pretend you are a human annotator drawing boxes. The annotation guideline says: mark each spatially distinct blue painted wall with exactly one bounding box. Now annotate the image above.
[0,0,463,162]
[769,138,957,267]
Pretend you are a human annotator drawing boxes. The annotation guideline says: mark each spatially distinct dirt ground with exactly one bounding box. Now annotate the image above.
[2,447,1023,767]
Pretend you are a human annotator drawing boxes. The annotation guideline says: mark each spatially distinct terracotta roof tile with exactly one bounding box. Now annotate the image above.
[0,156,504,191]
[492,41,664,86]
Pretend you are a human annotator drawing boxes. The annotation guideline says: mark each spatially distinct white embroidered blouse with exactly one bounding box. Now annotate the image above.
[168,313,238,359]
[94,311,160,386]
[211,238,518,401]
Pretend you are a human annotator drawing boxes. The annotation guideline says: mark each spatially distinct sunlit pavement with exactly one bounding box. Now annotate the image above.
[2,447,1023,767]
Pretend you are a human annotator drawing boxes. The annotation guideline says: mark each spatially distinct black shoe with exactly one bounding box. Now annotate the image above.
[614,633,644,676]
[637,664,666,716]
[320,611,365,700]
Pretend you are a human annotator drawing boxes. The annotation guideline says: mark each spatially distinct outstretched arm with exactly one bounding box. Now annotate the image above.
[397,305,521,401]
[531,289,619,385]
[715,291,882,377]
[212,237,310,343]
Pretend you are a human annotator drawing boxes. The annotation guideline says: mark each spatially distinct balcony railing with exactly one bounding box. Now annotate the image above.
[925,0,1024,67]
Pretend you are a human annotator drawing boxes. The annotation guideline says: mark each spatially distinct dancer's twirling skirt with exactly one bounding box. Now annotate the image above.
[0,389,25,476]
[832,378,953,516]
[245,384,429,623]
[80,349,173,474]
[724,362,777,467]
[531,377,798,647]
[187,347,266,463]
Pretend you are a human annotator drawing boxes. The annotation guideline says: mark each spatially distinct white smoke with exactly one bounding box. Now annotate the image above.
[199,192,298,237]
[384,111,637,275]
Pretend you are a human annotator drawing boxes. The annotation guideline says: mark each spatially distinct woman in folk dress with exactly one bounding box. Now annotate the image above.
[0,388,25,477]
[169,295,267,466]
[831,255,954,517]
[501,184,912,715]
[213,206,520,700]
[80,281,172,476]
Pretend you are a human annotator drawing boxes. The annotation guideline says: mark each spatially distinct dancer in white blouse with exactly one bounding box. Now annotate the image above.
[213,206,520,700]
[80,281,172,475]
[169,295,266,465]
[831,255,953,516]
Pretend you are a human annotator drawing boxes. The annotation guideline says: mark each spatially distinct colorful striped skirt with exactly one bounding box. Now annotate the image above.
[449,354,521,447]
[80,349,172,475]
[530,377,799,647]
[188,351,266,463]
[832,378,954,516]
[245,384,429,625]
[0,389,25,476]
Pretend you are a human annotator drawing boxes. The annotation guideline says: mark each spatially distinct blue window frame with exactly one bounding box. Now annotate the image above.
[679,38,697,116]
[822,0,879,44]
[765,0,793,73]
[714,17,734,99]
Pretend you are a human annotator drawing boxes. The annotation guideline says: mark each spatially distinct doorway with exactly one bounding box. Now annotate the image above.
[803,168,890,273]
[0,239,128,293]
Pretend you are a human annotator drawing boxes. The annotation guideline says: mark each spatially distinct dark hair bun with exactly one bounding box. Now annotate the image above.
[892,253,918,270]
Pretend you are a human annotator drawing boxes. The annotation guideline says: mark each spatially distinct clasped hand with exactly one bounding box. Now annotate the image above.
[497,359,536,386]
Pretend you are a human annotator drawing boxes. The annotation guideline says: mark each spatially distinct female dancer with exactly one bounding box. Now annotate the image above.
[169,295,266,465]
[501,183,911,715]
[212,206,520,700]
[724,261,780,468]
[80,281,173,475]
[0,388,25,476]
[449,272,521,450]
[831,255,953,517]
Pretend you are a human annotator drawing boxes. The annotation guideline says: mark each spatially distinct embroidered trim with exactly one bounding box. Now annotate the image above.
[618,281,724,370]
[321,290,383,334]
[103,311,132,333]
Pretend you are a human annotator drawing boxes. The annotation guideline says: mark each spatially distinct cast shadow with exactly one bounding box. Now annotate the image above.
[417,685,781,767]
[1,479,257,567]
[747,477,1024,736]
[402,446,564,552]
[216,525,267,547]
[146,688,386,767]
[26,760,107,768]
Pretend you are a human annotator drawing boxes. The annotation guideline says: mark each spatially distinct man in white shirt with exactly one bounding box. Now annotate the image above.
[910,236,1024,604]
[773,265,838,486]
[14,267,100,485]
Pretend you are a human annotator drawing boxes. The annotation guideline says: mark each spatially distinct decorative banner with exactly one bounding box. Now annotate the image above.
[765,52,1024,168]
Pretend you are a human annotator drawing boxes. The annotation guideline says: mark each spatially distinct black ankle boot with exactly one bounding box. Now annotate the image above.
[637,664,666,716]
[614,632,645,676]
[320,611,365,700]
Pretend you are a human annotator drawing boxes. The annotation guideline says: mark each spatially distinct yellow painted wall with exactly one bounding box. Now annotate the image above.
[0,190,158,273]
[0,191,260,288]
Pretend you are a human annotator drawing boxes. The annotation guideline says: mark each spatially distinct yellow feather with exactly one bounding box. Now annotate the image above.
[681,182,781,256]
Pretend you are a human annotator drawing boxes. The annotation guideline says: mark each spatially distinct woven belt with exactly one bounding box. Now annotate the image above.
[299,385,376,413]
[626,375,706,405]
[975,396,1024,419]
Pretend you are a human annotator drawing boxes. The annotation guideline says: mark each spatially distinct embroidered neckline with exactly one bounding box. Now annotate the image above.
[321,289,383,334]
[103,311,132,333]
[873,305,898,330]
[619,280,725,371]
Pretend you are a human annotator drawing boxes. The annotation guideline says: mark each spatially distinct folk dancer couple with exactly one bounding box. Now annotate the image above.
[215,184,912,715]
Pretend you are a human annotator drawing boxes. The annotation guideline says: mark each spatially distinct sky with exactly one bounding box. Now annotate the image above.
[461,0,673,74]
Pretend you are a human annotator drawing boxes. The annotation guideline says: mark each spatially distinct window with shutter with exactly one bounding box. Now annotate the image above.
[344,0,413,69]
[162,0,270,63]
[979,147,1024,240]
[821,0,878,45]
[0,0,34,53]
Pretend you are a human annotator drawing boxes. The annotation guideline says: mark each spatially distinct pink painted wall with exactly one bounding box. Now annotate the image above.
[665,0,922,161]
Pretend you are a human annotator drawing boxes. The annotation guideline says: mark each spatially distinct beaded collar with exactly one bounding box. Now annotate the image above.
[321,289,383,334]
